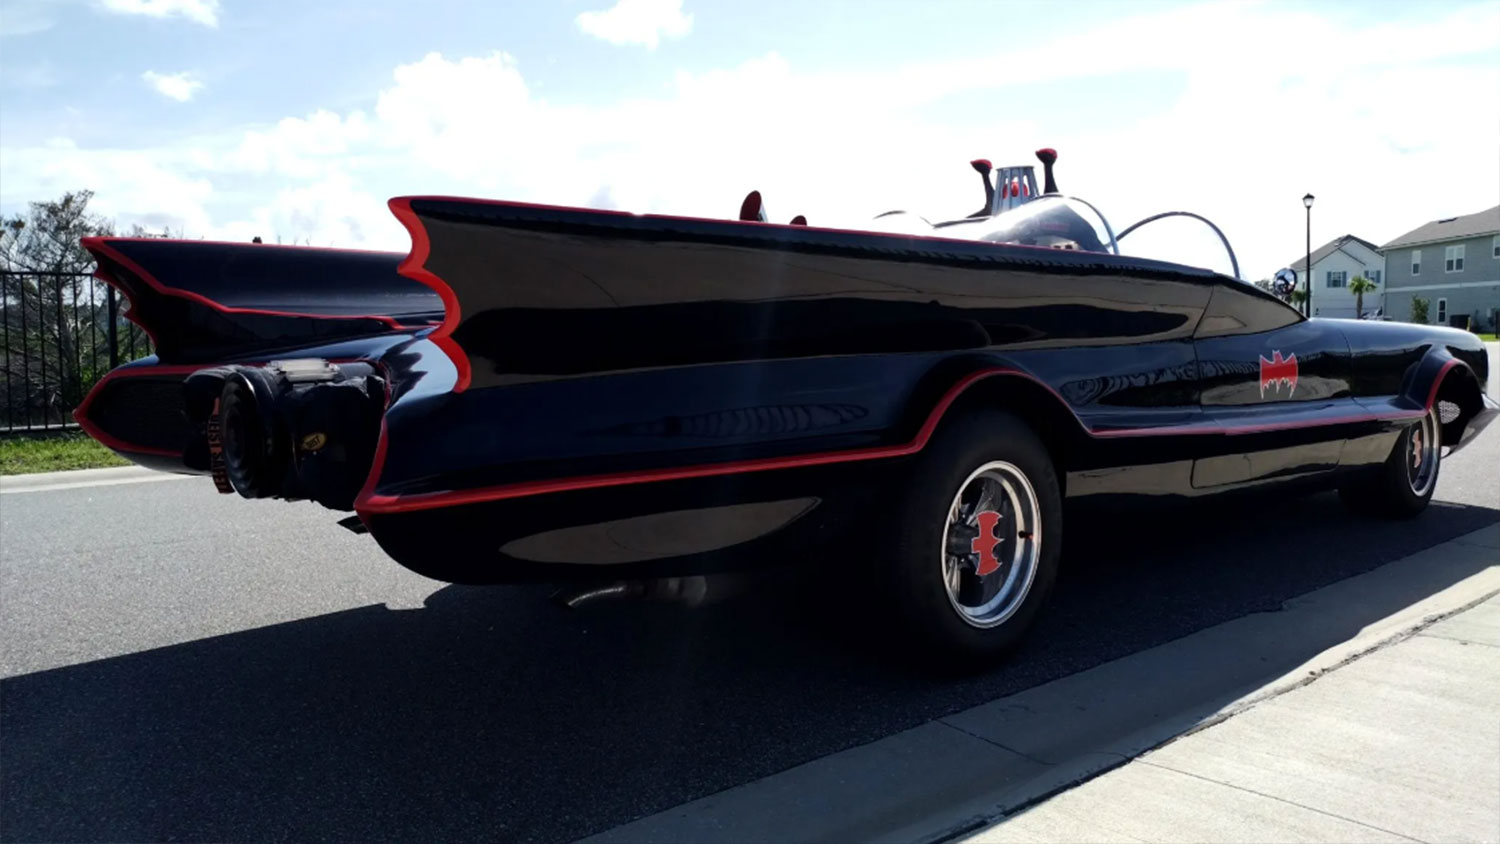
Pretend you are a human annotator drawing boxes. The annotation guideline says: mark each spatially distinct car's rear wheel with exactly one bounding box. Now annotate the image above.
[880,410,1062,666]
[1339,406,1441,519]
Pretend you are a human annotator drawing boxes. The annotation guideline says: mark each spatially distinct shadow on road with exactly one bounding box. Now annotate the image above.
[3,493,1496,844]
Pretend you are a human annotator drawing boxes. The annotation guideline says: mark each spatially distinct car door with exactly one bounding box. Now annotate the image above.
[1190,282,1354,489]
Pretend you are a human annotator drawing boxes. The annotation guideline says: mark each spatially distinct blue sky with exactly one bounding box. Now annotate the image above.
[1,0,1497,278]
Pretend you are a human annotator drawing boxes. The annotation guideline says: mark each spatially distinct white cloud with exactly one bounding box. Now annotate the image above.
[2,1,1496,275]
[141,70,204,102]
[99,0,219,27]
[576,0,691,49]
[0,139,216,235]
[230,109,372,177]
[214,172,401,247]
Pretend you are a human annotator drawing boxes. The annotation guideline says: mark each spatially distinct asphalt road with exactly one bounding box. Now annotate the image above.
[2,432,1497,843]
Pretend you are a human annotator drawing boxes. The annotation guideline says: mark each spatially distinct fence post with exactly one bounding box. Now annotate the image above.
[36,278,46,427]
[55,275,67,416]
[2,282,10,430]
[2,271,121,432]
[107,286,118,369]
[89,277,98,385]
[18,280,30,429]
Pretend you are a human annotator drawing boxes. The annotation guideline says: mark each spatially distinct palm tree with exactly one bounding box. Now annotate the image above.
[1348,275,1379,319]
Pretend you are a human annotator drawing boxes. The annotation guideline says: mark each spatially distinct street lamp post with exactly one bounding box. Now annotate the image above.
[1303,193,1315,317]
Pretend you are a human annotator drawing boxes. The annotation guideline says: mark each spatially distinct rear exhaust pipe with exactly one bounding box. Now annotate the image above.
[552,575,741,610]
[183,358,385,510]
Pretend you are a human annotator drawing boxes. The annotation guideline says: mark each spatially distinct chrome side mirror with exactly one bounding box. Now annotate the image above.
[1272,268,1298,301]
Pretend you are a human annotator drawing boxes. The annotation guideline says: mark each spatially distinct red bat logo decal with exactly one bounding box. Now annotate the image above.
[971,510,1003,576]
[1259,350,1298,398]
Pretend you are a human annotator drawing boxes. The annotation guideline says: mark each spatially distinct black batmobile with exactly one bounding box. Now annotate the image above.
[77,149,1497,663]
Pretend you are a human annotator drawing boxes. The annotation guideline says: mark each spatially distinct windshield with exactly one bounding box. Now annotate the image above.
[970,196,1115,253]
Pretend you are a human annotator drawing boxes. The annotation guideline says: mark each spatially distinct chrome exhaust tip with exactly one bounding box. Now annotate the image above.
[551,575,722,610]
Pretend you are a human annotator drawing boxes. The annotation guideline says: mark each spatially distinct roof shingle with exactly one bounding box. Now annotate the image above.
[1285,234,1380,273]
[1380,205,1500,250]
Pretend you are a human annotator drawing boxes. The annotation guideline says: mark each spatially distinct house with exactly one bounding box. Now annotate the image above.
[1287,234,1383,318]
[1380,204,1500,331]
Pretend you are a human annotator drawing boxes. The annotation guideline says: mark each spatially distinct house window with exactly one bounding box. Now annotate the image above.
[1493,235,1499,258]
[1368,269,1382,284]
[1445,244,1464,272]
[1411,249,1421,275]
[1326,270,1347,288]
[1436,298,1448,325]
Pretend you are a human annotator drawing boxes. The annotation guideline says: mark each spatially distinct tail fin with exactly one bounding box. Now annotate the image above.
[83,237,442,363]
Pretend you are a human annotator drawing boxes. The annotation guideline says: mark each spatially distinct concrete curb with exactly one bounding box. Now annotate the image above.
[581,525,1500,844]
[0,465,189,494]
[1486,342,1499,398]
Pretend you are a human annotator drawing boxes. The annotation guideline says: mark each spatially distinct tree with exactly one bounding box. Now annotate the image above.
[1289,287,1309,308]
[1347,274,1379,319]
[0,191,123,424]
[1,190,112,274]
[1411,297,1430,324]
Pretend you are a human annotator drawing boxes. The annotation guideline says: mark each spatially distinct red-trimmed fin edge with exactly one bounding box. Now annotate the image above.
[89,265,161,348]
[354,368,1019,516]
[81,237,420,332]
[81,236,404,256]
[72,363,207,457]
[387,198,471,393]
[351,363,1468,517]
[1426,358,1460,409]
[382,194,1166,262]
[75,353,390,459]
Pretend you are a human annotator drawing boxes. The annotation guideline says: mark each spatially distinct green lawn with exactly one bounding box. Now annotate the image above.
[1475,333,1498,342]
[0,431,128,475]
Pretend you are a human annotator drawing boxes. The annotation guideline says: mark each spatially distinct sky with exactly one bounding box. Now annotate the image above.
[1,0,1497,279]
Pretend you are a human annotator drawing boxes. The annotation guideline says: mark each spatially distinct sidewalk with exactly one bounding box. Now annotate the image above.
[969,594,1500,843]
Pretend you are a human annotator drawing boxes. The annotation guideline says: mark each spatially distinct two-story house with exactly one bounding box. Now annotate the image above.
[1287,234,1383,318]
[1380,205,1500,331]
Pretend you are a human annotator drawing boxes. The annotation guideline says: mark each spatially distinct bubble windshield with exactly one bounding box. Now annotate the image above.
[957,196,1117,254]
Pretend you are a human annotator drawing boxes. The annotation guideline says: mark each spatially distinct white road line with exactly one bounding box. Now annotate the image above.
[0,467,195,495]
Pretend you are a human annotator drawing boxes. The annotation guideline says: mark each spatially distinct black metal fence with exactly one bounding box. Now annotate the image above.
[1,270,152,432]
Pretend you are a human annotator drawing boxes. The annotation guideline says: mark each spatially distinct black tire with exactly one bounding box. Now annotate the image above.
[1339,407,1441,519]
[879,409,1063,666]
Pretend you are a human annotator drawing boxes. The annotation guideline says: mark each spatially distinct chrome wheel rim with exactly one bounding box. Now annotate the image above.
[940,461,1042,628]
[1406,407,1440,496]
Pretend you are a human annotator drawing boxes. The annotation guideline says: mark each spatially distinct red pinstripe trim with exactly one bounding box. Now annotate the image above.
[353,358,1472,516]
[388,198,471,392]
[355,417,393,523]
[1427,358,1461,409]
[1101,408,1435,438]
[72,363,206,456]
[355,368,1021,515]
[76,354,385,458]
[88,264,160,348]
[82,238,420,332]
[90,236,401,256]
[390,194,1083,254]
[382,194,1275,399]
